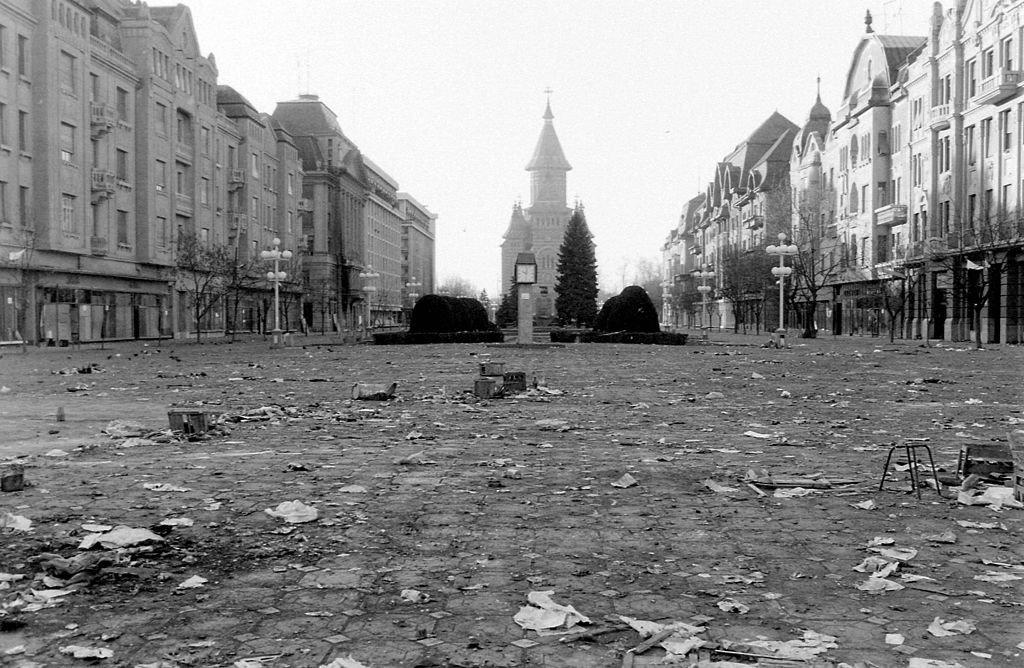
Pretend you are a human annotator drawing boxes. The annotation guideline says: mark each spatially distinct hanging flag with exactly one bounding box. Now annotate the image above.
[965,258,984,271]
[8,249,25,261]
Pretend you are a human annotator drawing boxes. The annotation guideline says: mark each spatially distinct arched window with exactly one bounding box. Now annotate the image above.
[849,184,859,213]
[850,135,859,164]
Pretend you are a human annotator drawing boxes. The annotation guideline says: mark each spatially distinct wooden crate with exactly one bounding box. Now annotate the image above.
[168,408,210,435]
[957,442,1013,478]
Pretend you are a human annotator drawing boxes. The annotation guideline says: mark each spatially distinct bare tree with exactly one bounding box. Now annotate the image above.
[788,186,844,338]
[175,232,232,343]
[224,247,265,342]
[436,276,477,298]
[5,227,41,347]
[718,248,775,334]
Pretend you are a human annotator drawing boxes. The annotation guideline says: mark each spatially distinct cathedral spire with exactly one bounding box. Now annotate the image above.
[526,96,572,172]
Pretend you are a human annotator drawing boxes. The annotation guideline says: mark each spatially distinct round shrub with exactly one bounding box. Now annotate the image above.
[409,295,494,333]
[594,285,660,333]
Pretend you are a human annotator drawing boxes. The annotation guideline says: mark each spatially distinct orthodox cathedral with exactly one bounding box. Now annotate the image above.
[500,100,574,322]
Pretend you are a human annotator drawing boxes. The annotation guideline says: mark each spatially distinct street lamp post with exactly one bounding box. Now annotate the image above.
[766,232,798,348]
[695,266,715,342]
[358,265,380,339]
[260,237,292,347]
[405,277,422,325]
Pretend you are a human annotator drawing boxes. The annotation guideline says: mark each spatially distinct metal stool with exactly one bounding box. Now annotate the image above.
[879,442,942,498]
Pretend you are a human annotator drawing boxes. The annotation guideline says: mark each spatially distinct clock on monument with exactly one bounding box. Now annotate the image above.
[514,252,537,284]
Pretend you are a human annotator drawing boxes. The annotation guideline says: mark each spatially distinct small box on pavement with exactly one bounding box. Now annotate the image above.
[1,464,24,492]
[474,378,497,399]
[503,371,527,393]
[168,408,209,435]
[479,362,505,377]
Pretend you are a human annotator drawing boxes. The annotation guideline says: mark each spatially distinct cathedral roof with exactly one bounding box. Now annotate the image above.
[526,101,572,172]
[502,202,531,242]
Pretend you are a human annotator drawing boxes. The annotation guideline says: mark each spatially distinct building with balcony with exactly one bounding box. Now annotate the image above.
[397,193,436,318]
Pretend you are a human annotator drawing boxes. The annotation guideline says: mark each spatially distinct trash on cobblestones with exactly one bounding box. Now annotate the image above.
[705,391,724,399]
[956,519,1008,530]
[37,551,115,582]
[400,588,429,603]
[974,571,1022,582]
[773,487,819,498]
[857,577,904,592]
[0,512,33,532]
[337,485,367,493]
[704,479,739,493]
[852,499,876,510]
[741,630,838,660]
[925,530,957,544]
[81,523,112,532]
[513,590,591,632]
[536,418,571,431]
[853,556,898,577]
[743,430,773,439]
[177,575,207,589]
[927,617,976,637]
[869,546,917,562]
[59,645,113,659]
[717,598,750,614]
[159,517,194,527]
[907,659,968,668]
[319,656,372,668]
[886,633,906,645]
[611,473,639,488]
[351,382,397,400]
[264,500,318,523]
[44,448,69,457]
[143,482,190,492]
[397,451,437,465]
[102,419,149,438]
[79,526,163,549]
[958,485,1023,509]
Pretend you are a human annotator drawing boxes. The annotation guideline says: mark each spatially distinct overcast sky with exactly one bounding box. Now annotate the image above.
[186,0,935,296]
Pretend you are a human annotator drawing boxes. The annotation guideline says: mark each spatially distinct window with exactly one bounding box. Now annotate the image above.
[116,88,129,122]
[861,185,868,213]
[967,59,977,97]
[912,98,923,128]
[61,194,76,233]
[850,235,858,264]
[985,188,994,220]
[251,152,259,178]
[155,102,167,135]
[0,103,6,147]
[16,34,27,77]
[90,73,100,101]
[198,227,208,244]
[1003,184,1011,216]
[117,210,128,245]
[849,135,858,164]
[60,123,75,162]
[59,51,76,93]
[176,110,191,146]
[176,166,187,195]
[200,126,210,154]
[1001,109,1012,150]
[200,177,209,205]
[968,193,977,223]
[287,172,294,195]
[966,125,976,164]
[982,118,993,157]
[17,110,27,152]
[157,215,168,247]
[251,195,258,217]
[0,181,7,221]
[19,186,29,226]
[982,48,995,78]
[0,25,6,70]
[116,149,128,181]
[877,130,889,155]
[287,210,293,234]
[1002,36,1014,70]
[155,159,166,192]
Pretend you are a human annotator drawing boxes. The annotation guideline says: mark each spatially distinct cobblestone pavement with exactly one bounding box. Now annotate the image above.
[1,335,1022,667]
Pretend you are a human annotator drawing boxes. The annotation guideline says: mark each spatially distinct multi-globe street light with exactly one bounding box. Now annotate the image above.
[260,237,292,346]
[405,277,422,324]
[694,266,715,342]
[766,232,798,347]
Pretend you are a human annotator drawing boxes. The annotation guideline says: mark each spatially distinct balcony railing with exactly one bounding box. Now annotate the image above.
[976,69,1022,104]
[89,103,116,138]
[874,203,908,227]
[89,235,107,256]
[228,169,245,191]
[743,213,764,230]
[90,169,116,203]
[228,213,246,230]
[929,103,952,130]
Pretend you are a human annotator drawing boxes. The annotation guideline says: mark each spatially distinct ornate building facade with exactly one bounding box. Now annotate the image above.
[500,100,573,322]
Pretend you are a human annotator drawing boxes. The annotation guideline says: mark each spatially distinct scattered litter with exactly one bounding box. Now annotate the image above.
[705,391,724,399]
[773,487,819,498]
[704,479,739,493]
[751,372,765,379]
[177,575,208,589]
[958,486,1024,510]
[907,659,967,668]
[79,526,163,549]
[852,499,876,510]
[956,520,1007,530]
[716,598,749,614]
[611,473,639,488]
[351,382,397,400]
[43,449,69,457]
[924,531,957,544]
[337,485,367,493]
[397,451,436,465]
[264,500,318,524]
[857,578,904,592]
[159,517,194,527]
[536,419,571,431]
[869,547,917,562]
[143,483,190,493]
[0,512,32,532]
[400,588,429,603]
[974,571,1022,582]
[319,657,372,668]
[102,420,149,438]
[853,556,898,577]
[59,645,113,659]
[927,617,976,637]
[886,633,905,645]
[742,430,773,439]
[742,630,838,660]
[513,590,591,631]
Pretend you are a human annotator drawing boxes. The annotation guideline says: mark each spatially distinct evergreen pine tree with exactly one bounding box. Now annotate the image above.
[554,204,599,326]
[494,282,518,327]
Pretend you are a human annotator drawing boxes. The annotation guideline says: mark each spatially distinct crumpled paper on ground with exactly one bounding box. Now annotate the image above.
[0,512,32,532]
[319,657,372,668]
[743,630,838,660]
[513,590,590,631]
[264,500,318,523]
[102,419,149,438]
[611,473,639,488]
[957,486,1024,510]
[78,526,163,549]
[60,645,113,659]
[928,617,977,637]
